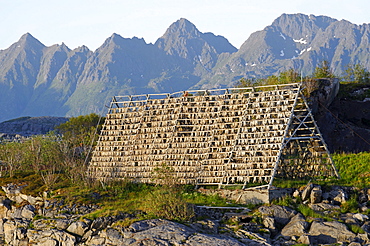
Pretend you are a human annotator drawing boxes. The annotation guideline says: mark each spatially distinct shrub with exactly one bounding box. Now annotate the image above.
[340,196,359,214]
[146,187,194,222]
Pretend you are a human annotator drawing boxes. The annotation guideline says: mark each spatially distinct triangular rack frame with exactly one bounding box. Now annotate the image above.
[88,83,339,189]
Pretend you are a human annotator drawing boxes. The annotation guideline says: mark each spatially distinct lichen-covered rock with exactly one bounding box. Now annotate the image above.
[37,238,59,246]
[235,229,271,246]
[281,213,308,238]
[308,202,340,211]
[90,216,115,231]
[27,229,76,246]
[301,183,314,201]
[55,219,71,230]
[130,219,193,243]
[185,232,247,246]
[310,186,322,204]
[189,219,219,234]
[262,216,276,231]
[19,193,44,206]
[4,219,29,245]
[0,197,11,220]
[21,205,36,220]
[353,213,369,222]
[2,184,25,204]
[362,221,370,234]
[258,205,297,226]
[340,213,360,225]
[83,219,256,246]
[98,228,125,245]
[4,219,17,244]
[292,189,300,198]
[322,186,349,205]
[308,221,357,244]
[1,183,44,208]
[66,221,89,237]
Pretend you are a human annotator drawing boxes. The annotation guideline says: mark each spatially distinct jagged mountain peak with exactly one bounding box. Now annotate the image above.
[108,33,145,42]
[15,32,45,50]
[272,13,337,28]
[19,32,37,42]
[46,43,71,54]
[270,13,337,41]
[155,17,235,59]
[159,18,201,40]
[109,32,124,40]
[72,45,91,53]
[59,42,70,50]
[100,33,147,51]
[102,33,124,46]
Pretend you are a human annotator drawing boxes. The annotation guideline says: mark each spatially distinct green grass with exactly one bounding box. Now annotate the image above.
[297,204,324,219]
[182,191,235,207]
[272,152,370,189]
[56,180,231,222]
[0,170,50,196]
[340,196,359,214]
[332,152,370,188]
[271,195,296,207]
[296,204,338,222]
[348,224,365,234]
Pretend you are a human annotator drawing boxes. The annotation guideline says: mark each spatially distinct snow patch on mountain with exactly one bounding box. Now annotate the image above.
[293,38,308,44]
[279,32,286,40]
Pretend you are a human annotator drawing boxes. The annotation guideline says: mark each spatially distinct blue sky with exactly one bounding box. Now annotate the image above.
[0,0,369,51]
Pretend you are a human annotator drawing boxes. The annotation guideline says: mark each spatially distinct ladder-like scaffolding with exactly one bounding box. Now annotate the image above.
[88,83,338,189]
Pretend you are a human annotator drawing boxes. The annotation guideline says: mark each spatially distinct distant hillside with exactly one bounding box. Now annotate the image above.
[1,14,370,121]
[0,116,68,136]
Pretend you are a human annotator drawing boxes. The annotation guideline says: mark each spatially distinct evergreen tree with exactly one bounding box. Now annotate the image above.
[313,60,335,78]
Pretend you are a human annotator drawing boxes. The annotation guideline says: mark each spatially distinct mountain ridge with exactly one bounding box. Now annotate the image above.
[1,13,370,122]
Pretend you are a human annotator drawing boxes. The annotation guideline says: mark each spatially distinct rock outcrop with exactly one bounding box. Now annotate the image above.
[1,183,370,245]
[0,116,68,137]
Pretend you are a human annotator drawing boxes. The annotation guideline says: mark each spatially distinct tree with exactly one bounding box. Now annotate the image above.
[56,113,105,152]
[313,60,335,78]
[278,68,301,84]
[23,135,63,174]
[264,75,279,85]
[54,113,106,184]
[236,77,255,88]
[0,142,24,177]
[236,69,301,90]
[343,63,370,83]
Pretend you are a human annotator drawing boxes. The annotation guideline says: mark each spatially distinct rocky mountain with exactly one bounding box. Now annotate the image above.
[1,14,370,122]
[196,13,370,89]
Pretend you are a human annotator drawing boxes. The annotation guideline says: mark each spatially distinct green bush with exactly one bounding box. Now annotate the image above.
[146,187,194,222]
